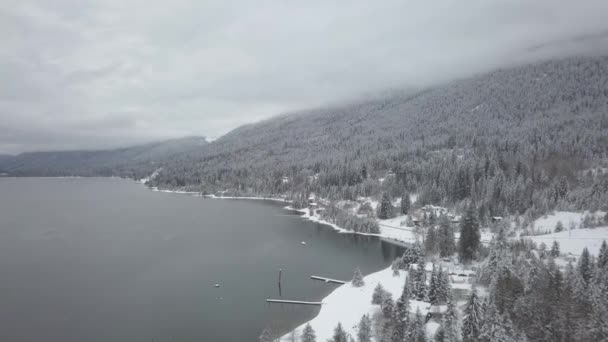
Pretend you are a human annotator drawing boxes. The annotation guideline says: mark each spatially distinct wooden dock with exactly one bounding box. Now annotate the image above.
[266,299,324,306]
[310,275,346,284]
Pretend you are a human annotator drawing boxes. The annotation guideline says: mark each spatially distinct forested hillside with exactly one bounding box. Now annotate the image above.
[150,56,608,223]
[0,136,207,179]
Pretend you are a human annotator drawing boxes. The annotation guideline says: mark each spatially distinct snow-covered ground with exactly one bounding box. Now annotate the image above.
[279,266,432,341]
[528,226,608,256]
[529,210,606,234]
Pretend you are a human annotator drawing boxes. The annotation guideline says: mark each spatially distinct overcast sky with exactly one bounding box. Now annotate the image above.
[2,0,608,153]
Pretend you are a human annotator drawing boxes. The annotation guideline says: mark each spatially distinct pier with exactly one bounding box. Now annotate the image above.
[310,275,346,284]
[266,299,324,306]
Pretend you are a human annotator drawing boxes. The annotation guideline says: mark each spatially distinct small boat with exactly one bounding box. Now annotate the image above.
[301,241,307,245]
[214,284,220,288]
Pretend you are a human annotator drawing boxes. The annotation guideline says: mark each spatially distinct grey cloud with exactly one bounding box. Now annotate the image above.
[2,0,608,153]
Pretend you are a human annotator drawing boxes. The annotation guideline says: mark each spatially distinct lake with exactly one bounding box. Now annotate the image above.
[0,177,404,342]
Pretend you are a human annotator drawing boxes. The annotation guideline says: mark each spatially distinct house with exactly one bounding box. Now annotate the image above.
[491,216,503,223]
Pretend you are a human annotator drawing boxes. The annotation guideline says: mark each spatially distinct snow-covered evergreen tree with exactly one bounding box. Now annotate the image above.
[462,287,484,342]
[458,205,481,263]
[413,262,428,301]
[550,240,560,257]
[428,264,439,304]
[438,214,456,258]
[401,193,411,215]
[329,323,348,342]
[372,283,387,305]
[577,247,593,284]
[352,267,365,287]
[408,308,427,342]
[555,220,564,232]
[301,323,316,342]
[378,192,393,219]
[598,240,608,269]
[357,314,372,342]
[382,296,395,319]
[391,295,410,342]
[479,301,517,342]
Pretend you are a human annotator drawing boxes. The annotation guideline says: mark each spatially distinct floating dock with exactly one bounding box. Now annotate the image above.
[310,275,346,284]
[266,299,323,306]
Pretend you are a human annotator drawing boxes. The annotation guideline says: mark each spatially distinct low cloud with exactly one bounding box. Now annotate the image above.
[2,0,608,153]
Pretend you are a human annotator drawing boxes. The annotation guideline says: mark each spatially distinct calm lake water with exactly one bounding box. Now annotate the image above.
[0,177,404,342]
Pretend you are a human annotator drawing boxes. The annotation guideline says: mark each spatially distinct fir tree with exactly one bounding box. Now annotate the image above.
[578,247,593,284]
[437,267,451,304]
[442,292,459,342]
[462,287,484,342]
[550,240,560,257]
[401,193,411,215]
[352,267,365,287]
[329,323,348,342]
[409,308,427,342]
[459,205,481,263]
[555,220,564,232]
[357,314,372,342]
[301,323,316,342]
[372,283,387,305]
[428,264,440,304]
[598,240,608,269]
[379,192,393,219]
[426,227,439,255]
[438,214,456,258]
[392,295,410,342]
[479,301,516,342]
[413,262,428,301]
[382,296,395,319]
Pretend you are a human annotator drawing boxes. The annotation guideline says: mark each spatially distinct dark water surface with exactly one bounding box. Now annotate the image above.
[0,178,403,342]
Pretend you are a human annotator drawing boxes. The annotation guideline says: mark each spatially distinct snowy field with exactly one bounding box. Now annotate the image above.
[529,210,606,234]
[528,226,608,256]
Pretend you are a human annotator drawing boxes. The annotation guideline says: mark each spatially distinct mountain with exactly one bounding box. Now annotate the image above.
[0,136,208,179]
[149,55,608,219]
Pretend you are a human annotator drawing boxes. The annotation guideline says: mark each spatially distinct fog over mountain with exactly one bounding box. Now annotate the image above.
[2,0,608,153]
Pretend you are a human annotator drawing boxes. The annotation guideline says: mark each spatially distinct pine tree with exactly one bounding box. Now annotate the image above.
[438,214,456,258]
[330,323,348,342]
[442,292,459,342]
[392,295,410,342]
[379,192,393,219]
[401,193,411,215]
[413,262,428,301]
[352,267,365,287]
[426,227,439,255]
[357,314,372,342]
[555,220,564,232]
[479,301,516,342]
[550,240,560,257]
[598,240,608,269]
[462,287,484,342]
[428,264,440,304]
[382,296,395,319]
[437,267,451,304]
[578,247,593,284]
[459,205,481,263]
[372,283,387,305]
[301,323,316,342]
[409,308,427,342]
[538,242,547,259]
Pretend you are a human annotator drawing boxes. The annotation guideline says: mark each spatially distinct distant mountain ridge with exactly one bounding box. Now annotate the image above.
[147,55,608,217]
[0,136,208,179]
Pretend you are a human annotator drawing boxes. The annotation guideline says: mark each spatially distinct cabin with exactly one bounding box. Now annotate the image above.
[491,216,503,223]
